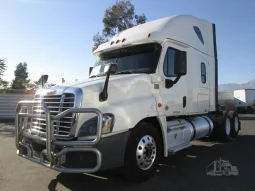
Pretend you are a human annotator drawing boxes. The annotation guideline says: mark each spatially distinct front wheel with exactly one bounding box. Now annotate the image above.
[123,122,162,182]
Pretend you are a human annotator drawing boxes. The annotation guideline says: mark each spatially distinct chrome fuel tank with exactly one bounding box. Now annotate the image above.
[187,116,214,140]
[167,116,214,150]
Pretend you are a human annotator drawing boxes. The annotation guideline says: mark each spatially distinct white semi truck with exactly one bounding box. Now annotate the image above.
[234,89,255,113]
[218,90,255,113]
[15,15,240,182]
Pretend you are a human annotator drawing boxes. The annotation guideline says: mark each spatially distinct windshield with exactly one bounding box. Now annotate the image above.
[90,43,162,77]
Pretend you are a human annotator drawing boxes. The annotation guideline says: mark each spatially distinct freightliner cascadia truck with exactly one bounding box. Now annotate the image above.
[15,15,240,182]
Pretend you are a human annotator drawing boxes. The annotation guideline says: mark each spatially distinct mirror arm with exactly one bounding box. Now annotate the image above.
[173,75,181,84]
[99,72,110,102]
[98,63,117,102]
[165,75,181,89]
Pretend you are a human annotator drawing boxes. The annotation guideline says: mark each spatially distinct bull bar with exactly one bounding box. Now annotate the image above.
[15,100,103,173]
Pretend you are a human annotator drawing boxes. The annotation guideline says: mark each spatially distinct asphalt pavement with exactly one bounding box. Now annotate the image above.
[0,114,255,191]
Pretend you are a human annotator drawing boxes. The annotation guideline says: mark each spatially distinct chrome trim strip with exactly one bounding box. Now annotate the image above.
[56,93,66,135]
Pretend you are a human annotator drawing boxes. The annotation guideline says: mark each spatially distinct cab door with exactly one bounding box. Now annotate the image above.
[158,41,188,116]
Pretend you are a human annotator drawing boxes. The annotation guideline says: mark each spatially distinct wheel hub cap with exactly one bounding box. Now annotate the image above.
[136,135,156,170]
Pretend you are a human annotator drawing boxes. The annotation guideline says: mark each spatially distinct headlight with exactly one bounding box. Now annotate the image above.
[78,114,114,138]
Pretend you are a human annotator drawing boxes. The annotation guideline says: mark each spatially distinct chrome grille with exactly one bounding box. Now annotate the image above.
[31,93,75,137]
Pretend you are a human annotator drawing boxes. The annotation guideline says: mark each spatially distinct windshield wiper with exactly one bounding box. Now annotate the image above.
[113,70,134,75]
[90,69,150,78]
[113,70,149,75]
[89,74,107,78]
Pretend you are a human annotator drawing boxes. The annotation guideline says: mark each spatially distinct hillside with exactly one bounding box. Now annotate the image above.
[219,79,255,92]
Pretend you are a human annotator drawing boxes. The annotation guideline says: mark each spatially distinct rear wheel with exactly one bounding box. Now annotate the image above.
[229,111,240,138]
[220,116,231,141]
[123,122,162,182]
[212,112,231,142]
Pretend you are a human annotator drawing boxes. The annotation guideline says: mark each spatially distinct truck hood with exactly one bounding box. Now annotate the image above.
[50,74,152,94]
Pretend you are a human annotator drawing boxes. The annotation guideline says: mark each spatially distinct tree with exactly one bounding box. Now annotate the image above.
[92,32,108,51]
[0,59,9,89]
[0,80,9,89]
[93,0,147,50]
[0,59,6,80]
[11,62,30,89]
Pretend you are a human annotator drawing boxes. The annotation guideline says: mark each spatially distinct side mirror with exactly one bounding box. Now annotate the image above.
[89,67,93,76]
[174,51,187,75]
[38,75,48,87]
[104,64,117,74]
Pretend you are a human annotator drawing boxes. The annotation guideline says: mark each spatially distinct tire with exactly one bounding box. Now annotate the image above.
[123,122,162,182]
[229,111,240,138]
[213,112,232,142]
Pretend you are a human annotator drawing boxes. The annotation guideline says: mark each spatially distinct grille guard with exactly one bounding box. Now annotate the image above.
[15,100,103,173]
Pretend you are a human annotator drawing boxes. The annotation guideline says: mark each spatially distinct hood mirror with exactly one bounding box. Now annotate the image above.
[89,67,93,76]
[104,64,117,74]
[38,75,48,88]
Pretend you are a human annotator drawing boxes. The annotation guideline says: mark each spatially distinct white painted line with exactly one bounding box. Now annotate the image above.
[186,155,197,158]
[83,173,108,180]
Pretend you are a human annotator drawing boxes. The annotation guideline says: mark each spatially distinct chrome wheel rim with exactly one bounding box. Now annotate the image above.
[234,117,239,132]
[136,135,156,170]
[226,118,231,135]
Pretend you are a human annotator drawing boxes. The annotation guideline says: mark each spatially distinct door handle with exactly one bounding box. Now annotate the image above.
[183,96,186,108]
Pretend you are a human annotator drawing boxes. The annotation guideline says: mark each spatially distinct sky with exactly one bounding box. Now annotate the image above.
[0,0,255,84]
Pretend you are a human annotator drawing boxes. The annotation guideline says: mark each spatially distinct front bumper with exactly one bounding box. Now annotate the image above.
[15,100,104,173]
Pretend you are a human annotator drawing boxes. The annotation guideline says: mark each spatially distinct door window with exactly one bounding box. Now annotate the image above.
[201,62,206,84]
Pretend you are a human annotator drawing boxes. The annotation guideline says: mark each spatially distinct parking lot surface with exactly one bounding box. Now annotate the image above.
[0,115,255,191]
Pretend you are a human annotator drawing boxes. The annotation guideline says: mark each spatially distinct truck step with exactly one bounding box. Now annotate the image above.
[168,143,192,155]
